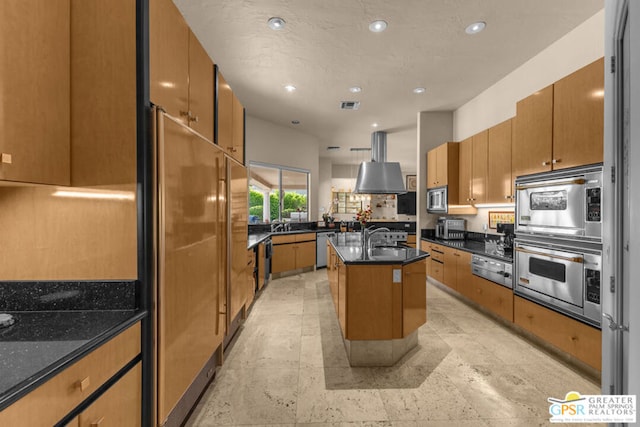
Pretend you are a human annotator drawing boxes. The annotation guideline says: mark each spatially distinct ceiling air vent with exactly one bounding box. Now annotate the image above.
[326,146,340,151]
[340,101,360,110]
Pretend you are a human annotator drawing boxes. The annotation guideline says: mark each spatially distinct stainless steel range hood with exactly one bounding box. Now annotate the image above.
[353,131,406,194]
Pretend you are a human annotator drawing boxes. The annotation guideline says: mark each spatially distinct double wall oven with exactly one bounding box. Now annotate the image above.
[514,164,603,327]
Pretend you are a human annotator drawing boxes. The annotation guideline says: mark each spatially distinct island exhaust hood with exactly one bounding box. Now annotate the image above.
[353,131,406,194]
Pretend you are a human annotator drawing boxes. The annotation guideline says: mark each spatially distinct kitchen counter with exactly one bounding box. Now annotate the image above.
[421,236,513,263]
[330,232,429,265]
[0,281,144,411]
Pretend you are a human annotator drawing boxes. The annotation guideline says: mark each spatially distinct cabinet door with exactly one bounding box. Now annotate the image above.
[430,259,444,282]
[231,93,245,163]
[443,248,458,291]
[327,245,339,312]
[455,250,474,299]
[271,243,296,273]
[552,57,604,170]
[295,240,316,269]
[338,259,347,336]
[0,0,70,185]
[473,276,513,322]
[216,71,233,151]
[458,137,472,204]
[229,161,248,321]
[257,243,265,290]
[188,31,214,141]
[426,149,438,188]
[402,260,427,336]
[471,130,488,204]
[435,143,449,186]
[78,364,141,427]
[487,119,513,203]
[149,0,189,124]
[513,85,553,176]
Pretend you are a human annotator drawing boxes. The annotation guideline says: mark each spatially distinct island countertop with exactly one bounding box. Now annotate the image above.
[329,232,429,265]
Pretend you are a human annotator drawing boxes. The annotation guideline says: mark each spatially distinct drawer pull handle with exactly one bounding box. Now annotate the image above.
[91,416,105,426]
[1,153,12,164]
[77,376,90,391]
[570,336,578,342]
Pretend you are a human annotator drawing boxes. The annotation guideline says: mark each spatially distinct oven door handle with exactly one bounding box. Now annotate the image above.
[515,178,586,190]
[515,247,584,263]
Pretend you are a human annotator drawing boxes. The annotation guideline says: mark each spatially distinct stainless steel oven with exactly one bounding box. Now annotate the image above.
[515,164,603,243]
[514,238,601,327]
[427,186,447,214]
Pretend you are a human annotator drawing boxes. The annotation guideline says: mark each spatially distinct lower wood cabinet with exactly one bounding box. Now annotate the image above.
[514,296,601,370]
[0,323,141,427]
[271,233,316,274]
[468,275,514,322]
[405,234,416,248]
[246,248,256,307]
[428,243,444,283]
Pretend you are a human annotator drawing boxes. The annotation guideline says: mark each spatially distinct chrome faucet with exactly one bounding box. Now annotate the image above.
[271,222,283,232]
[362,227,390,257]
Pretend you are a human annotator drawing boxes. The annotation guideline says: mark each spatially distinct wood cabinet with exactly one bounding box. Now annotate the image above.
[514,296,601,370]
[468,275,513,322]
[405,234,417,248]
[460,130,489,205]
[246,248,256,307]
[216,71,245,163]
[337,256,347,335]
[513,85,554,177]
[426,142,459,200]
[327,242,339,313]
[487,119,514,203]
[513,58,604,177]
[402,259,427,336]
[0,323,140,427]
[454,250,474,298]
[428,243,445,283]
[271,233,316,274]
[443,247,458,291]
[78,363,141,427]
[257,241,266,290]
[0,0,70,185]
[552,57,604,170]
[156,115,225,425]
[150,0,214,141]
[229,160,249,322]
[420,240,431,276]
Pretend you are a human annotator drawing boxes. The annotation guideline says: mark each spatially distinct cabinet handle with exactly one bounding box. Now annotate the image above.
[91,416,105,427]
[0,153,12,164]
[227,146,238,153]
[541,161,550,166]
[552,158,561,164]
[505,195,511,200]
[189,115,199,123]
[76,376,90,391]
[180,110,190,118]
[570,336,578,342]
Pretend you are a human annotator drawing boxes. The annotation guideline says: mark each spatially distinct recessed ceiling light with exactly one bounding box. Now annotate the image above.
[267,17,286,30]
[413,87,426,94]
[349,86,362,93]
[465,21,486,35]
[284,84,296,92]
[291,120,300,125]
[372,123,379,128]
[369,20,387,33]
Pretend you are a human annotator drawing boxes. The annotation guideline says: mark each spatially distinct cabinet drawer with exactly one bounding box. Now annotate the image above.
[78,363,141,427]
[514,296,601,370]
[472,276,513,322]
[295,232,316,242]
[0,322,141,427]
[430,259,444,282]
[419,240,430,252]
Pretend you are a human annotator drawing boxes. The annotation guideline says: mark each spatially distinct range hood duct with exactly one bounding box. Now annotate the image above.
[353,131,406,194]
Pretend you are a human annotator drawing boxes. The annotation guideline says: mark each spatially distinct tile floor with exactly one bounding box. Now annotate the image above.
[186,269,600,426]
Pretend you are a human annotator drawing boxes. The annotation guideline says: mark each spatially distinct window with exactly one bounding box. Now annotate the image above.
[248,162,309,223]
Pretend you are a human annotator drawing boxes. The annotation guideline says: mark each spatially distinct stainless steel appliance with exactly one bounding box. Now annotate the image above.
[471,254,513,288]
[515,164,603,243]
[435,217,465,240]
[264,238,272,284]
[427,186,447,214]
[316,231,334,268]
[514,238,602,327]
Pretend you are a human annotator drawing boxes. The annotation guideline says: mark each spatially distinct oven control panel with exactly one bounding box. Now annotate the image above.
[586,187,601,222]
[586,268,601,305]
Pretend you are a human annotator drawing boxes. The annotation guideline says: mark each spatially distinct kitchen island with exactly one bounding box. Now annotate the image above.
[326,233,429,366]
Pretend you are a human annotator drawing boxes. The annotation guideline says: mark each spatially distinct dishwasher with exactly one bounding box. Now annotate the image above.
[316,231,335,268]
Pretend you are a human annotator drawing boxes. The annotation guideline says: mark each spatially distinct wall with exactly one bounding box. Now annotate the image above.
[417,111,454,230]
[318,157,332,218]
[453,9,605,140]
[245,115,320,220]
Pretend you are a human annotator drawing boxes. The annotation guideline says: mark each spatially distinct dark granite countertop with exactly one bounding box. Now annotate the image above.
[0,280,144,411]
[420,236,513,263]
[247,232,271,249]
[329,233,429,265]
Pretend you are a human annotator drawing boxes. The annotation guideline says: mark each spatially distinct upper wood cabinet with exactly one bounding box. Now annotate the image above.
[458,131,487,204]
[217,70,245,163]
[553,57,604,170]
[513,58,604,177]
[150,0,214,141]
[513,85,554,177]
[0,0,70,185]
[487,118,514,203]
[426,142,459,201]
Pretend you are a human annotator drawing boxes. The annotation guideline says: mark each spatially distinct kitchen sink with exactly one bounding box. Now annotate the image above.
[367,246,407,261]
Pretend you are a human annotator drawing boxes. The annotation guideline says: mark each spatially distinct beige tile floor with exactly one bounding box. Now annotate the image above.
[186,269,600,427]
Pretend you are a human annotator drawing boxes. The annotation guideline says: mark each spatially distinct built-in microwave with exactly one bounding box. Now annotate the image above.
[427,186,447,214]
[515,164,603,243]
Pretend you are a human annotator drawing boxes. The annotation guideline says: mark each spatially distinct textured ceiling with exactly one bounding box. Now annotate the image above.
[174,0,603,171]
